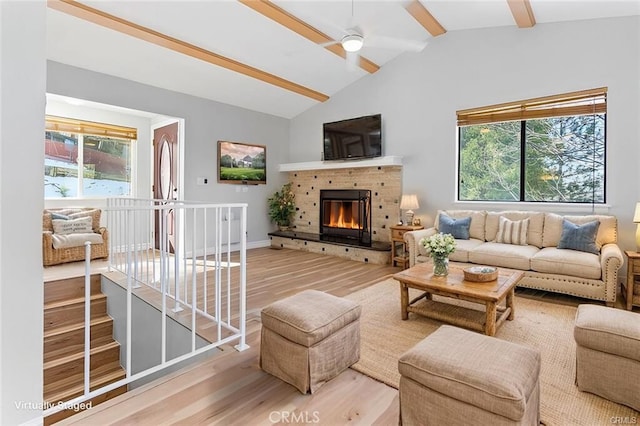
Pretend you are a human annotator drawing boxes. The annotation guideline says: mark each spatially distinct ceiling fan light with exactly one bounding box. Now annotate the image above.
[341,34,364,52]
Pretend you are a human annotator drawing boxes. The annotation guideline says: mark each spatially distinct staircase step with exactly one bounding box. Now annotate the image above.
[44,384,128,426]
[44,360,126,404]
[44,294,107,331]
[44,316,114,361]
[44,274,103,305]
[44,339,121,386]
[44,332,116,365]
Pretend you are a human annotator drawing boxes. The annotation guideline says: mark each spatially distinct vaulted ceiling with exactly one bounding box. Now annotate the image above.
[46,0,640,119]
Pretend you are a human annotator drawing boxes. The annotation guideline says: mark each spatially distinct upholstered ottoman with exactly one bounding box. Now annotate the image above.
[574,304,640,411]
[260,290,361,394]
[398,325,541,426]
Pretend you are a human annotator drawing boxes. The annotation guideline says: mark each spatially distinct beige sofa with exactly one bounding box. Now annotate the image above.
[404,210,623,305]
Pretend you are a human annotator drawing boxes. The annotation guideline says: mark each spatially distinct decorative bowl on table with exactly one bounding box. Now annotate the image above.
[464,266,498,282]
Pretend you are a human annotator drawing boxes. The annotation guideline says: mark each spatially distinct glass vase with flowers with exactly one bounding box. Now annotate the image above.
[420,233,456,276]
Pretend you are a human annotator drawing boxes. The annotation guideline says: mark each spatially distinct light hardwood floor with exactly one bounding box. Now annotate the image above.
[46,247,633,425]
[54,247,403,425]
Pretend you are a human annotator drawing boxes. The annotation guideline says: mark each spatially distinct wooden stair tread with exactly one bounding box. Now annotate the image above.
[44,361,126,403]
[44,274,102,305]
[44,315,112,339]
[44,335,118,364]
[44,293,106,311]
[44,338,120,371]
[44,360,124,395]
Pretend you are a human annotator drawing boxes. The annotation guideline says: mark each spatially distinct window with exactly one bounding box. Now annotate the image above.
[457,88,606,203]
[44,116,137,198]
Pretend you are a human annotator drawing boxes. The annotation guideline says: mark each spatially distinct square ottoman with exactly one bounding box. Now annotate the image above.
[398,325,541,426]
[574,304,640,411]
[260,289,361,394]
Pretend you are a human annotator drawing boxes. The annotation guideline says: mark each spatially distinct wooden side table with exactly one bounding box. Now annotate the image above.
[390,224,424,269]
[623,250,640,310]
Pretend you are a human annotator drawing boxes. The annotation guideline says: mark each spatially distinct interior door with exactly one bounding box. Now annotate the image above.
[153,122,179,252]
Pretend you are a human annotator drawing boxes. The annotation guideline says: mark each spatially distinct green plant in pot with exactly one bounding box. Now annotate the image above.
[268,182,295,230]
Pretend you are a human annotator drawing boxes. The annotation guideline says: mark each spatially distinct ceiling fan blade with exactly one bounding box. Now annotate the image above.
[364,35,427,52]
[319,39,341,48]
[345,51,359,71]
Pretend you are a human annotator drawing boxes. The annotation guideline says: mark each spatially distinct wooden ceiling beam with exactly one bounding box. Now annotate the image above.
[47,0,330,102]
[404,0,446,37]
[507,0,536,28]
[238,0,380,74]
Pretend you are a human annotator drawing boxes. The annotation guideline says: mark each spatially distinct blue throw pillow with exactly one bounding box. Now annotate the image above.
[557,219,600,255]
[51,212,70,220]
[438,214,471,240]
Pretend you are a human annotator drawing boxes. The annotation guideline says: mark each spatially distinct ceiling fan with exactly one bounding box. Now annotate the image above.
[320,1,428,69]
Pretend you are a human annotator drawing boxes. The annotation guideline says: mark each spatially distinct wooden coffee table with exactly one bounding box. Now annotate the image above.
[393,263,524,336]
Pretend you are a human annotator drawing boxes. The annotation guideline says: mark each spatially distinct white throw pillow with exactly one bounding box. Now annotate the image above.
[495,216,529,246]
[52,216,93,235]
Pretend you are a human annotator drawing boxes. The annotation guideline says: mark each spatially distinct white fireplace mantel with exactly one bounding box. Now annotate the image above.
[279,156,402,172]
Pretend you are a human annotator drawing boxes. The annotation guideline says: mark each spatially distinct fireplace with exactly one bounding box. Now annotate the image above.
[320,189,371,246]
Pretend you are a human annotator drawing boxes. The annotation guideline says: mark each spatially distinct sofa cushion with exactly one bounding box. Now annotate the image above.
[436,210,486,241]
[44,208,102,233]
[438,214,471,239]
[543,213,617,248]
[469,242,539,270]
[486,211,544,248]
[449,238,485,263]
[52,216,93,235]
[495,216,529,246]
[68,209,102,232]
[557,219,600,254]
[51,232,104,249]
[531,247,601,280]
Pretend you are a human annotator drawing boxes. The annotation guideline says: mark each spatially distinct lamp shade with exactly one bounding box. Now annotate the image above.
[634,203,640,223]
[400,194,419,210]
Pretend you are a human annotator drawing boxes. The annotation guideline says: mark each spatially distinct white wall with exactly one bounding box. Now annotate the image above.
[47,61,291,245]
[290,16,640,253]
[0,1,46,424]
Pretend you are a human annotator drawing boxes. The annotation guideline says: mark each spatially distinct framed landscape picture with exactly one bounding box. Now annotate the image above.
[217,141,266,185]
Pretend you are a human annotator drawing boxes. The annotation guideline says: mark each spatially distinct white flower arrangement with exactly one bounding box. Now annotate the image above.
[420,232,456,258]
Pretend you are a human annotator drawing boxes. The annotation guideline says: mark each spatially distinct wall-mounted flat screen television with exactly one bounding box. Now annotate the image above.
[323,114,382,161]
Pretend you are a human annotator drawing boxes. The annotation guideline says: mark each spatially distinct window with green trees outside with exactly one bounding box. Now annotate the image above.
[457,88,606,204]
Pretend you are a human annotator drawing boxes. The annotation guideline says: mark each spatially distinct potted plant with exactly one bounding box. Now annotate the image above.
[268,182,296,230]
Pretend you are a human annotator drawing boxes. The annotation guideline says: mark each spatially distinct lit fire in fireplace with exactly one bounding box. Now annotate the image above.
[326,201,362,230]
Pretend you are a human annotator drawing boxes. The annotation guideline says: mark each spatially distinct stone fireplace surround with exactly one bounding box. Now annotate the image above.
[269,157,403,264]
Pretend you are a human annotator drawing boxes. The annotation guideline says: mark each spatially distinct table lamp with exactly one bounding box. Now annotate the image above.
[400,194,419,226]
[634,202,640,251]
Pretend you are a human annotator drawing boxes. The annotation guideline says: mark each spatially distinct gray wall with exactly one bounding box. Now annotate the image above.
[47,61,290,246]
[290,16,640,253]
[101,276,216,389]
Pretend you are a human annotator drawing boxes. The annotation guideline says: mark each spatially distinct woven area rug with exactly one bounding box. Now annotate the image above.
[346,277,639,425]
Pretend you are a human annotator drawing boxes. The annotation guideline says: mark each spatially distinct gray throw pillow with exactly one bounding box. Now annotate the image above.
[557,219,600,255]
[438,214,471,240]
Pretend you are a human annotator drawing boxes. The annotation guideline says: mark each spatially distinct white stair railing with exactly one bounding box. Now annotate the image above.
[43,198,248,419]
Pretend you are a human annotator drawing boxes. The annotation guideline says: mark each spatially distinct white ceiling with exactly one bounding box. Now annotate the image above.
[46,0,640,119]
